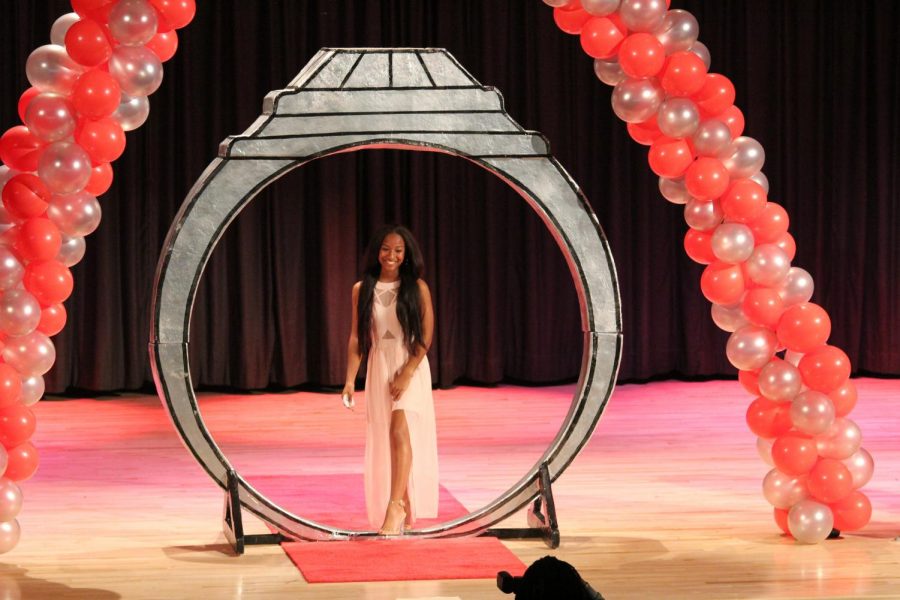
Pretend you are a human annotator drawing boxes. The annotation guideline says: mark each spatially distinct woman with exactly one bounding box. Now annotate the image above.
[342,225,439,535]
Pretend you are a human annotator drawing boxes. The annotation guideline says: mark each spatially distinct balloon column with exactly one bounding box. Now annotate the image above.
[544,0,874,543]
[0,0,195,553]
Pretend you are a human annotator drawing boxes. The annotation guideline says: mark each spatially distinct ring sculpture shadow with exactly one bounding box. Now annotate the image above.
[150,48,622,543]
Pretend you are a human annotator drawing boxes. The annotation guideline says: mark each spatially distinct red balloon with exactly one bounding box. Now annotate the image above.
[772,432,818,476]
[748,202,789,244]
[146,30,179,62]
[85,162,114,196]
[742,288,785,328]
[2,173,51,219]
[65,19,113,67]
[71,0,115,22]
[773,507,791,536]
[627,117,662,146]
[0,364,22,409]
[39,303,68,336]
[72,69,122,119]
[150,0,197,30]
[773,231,796,261]
[739,369,760,395]
[684,157,730,200]
[746,396,792,438]
[700,261,745,305]
[16,218,62,262]
[24,260,75,306]
[648,136,693,178]
[76,117,127,164]
[683,228,715,265]
[579,16,626,58]
[807,458,854,504]
[0,404,36,449]
[692,73,736,117]
[828,380,857,417]
[798,345,852,393]
[719,105,745,139]
[830,490,872,531]
[4,441,39,481]
[659,51,708,97]
[777,303,832,353]
[17,87,41,124]
[0,126,46,172]
[721,179,767,223]
[555,6,592,34]
[618,33,665,78]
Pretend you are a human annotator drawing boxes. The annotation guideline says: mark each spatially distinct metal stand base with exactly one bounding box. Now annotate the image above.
[223,469,283,554]
[482,463,560,549]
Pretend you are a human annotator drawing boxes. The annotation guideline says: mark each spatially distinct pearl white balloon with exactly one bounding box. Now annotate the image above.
[619,0,667,32]
[842,448,874,489]
[690,41,712,69]
[654,9,700,54]
[48,192,102,237]
[684,198,723,231]
[757,436,775,466]
[784,350,804,367]
[749,171,770,194]
[50,12,81,46]
[778,267,815,307]
[24,93,77,142]
[711,302,747,333]
[0,248,24,291]
[816,418,862,460]
[112,92,151,132]
[0,289,42,337]
[657,97,700,138]
[745,244,791,287]
[711,222,755,263]
[659,177,690,205]
[542,0,571,6]
[0,480,22,522]
[790,391,835,435]
[109,46,164,97]
[763,469,809,509]
[726,325,778,371]
[0,520,20,554]
[692,120,732,158]
[788,500,833,544]
[593,58,626,86]
[25,44,84,95]
[37,141,92,195]
[21,375,46,407]
[2,331,56,377]
[108,0,159,46]
[723,136,766,179]
[758,360,802,402]
[581,0,621,16]
[57,233,87,267]
[611,77,664,123]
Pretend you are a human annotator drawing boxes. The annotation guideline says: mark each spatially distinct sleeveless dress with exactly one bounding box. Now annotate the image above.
[364,279,439,528]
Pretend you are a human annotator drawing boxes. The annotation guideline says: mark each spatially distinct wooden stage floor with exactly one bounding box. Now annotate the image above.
[5,378,900,599]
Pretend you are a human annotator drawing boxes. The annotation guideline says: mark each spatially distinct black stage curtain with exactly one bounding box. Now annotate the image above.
[2,1,898,392]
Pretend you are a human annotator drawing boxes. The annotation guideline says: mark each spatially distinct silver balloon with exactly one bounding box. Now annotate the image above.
[726,324,778,371]
[0,289,42,337]
[684,198,723,231]
[611,77,664,123]
[109,0,159,47]
[692,120,732,158]
[690,41,712,69]
[777,267,815,307]
[842,448,874,489]
[788,500,833,544]
[593,58,626,86]
[756,436,775,466]
[658,176,690,205]
[710,302,747,333]
[581,0,621,16]
[0,520,19,555]
[2,331,56,377]
[21,375,45,407]
[109,46,164,97]
[37,141,92,195]
[0,480,22,522]
[657,97,700,138]
[25,44,84,95]
[790,391,835,435]
[763,469,809,509]
[722,136,766,179]
[758,360,802,402]
[48,192,102,237]
[57,233,87,267]
[816,418,862,460]
[0,450,6,483]
[542,0,571,6]
[24,93,76,142]
[745,244,791,286]
[654,9,700,54]
[749,170,770,194]
[619,0,667,32]
[113,92,151,132]
[711,222,755,263]
[50,12,81,46]
[0,248,24,291]
[0,166,17,189]
[784,350,804,367]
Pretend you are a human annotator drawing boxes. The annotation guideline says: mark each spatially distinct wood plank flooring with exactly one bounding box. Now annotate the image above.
[3,378,898,599]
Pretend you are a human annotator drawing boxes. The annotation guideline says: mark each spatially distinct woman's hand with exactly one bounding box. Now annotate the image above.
[341,383,355,409]
[389,369,412,402]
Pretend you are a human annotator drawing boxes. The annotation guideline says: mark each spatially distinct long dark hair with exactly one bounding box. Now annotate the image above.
[357,225,426,358]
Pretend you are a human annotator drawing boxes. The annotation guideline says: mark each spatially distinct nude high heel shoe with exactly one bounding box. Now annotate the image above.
[378,499,407,536]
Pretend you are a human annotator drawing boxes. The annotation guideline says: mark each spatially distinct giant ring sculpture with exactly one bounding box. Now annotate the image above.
[150,48,622,541]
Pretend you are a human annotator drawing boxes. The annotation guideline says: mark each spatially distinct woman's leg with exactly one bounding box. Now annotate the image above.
[380,409,411,533]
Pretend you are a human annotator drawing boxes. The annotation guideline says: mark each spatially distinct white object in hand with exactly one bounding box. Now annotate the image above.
[342,393,355,410]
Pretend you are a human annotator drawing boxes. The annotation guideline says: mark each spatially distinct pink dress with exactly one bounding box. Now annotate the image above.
[364,279,439,528]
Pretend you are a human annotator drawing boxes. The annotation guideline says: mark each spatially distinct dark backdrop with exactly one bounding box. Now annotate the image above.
[2,1,898,393]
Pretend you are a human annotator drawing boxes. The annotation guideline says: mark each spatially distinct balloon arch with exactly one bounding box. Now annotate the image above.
[0,0,874,553]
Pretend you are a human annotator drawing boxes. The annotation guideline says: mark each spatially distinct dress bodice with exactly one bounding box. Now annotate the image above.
[372,279,403,348]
